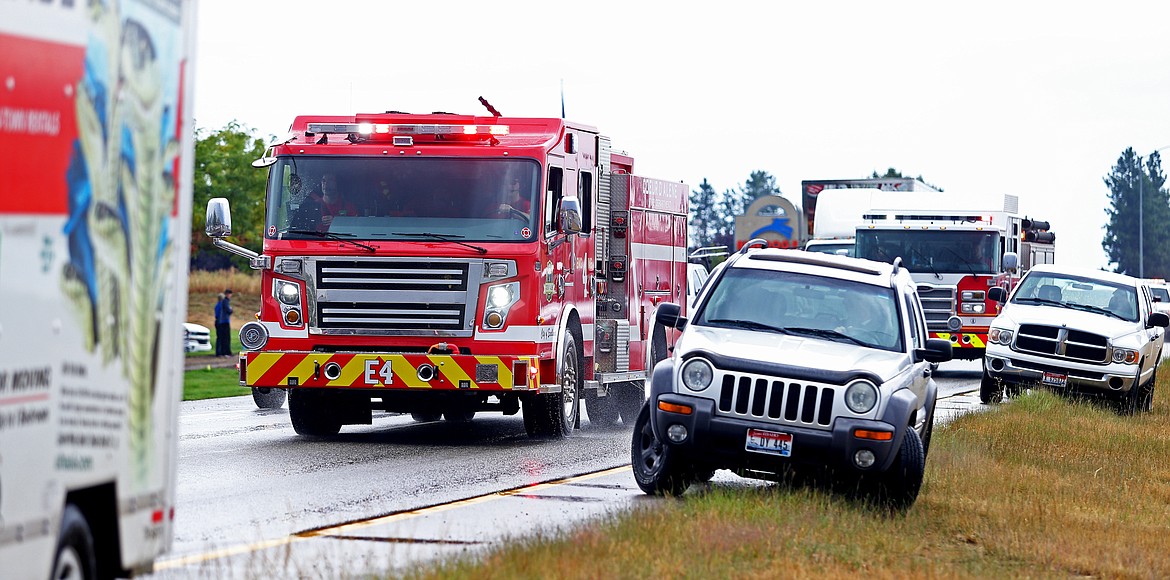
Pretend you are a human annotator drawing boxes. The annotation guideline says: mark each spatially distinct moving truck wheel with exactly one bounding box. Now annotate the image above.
[252,387,287,409]
[52,504,96,580]
[289,389,343,436]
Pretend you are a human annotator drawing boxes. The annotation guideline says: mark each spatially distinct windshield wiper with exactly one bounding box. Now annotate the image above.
[1064,302,1129,321]
[1015,297,1065,307]
[391,232,487,255]
[944,247,977,275]
[705,318,790,334]
[783,327,871,347]
[285,229,375,252]
[909,247,942,280]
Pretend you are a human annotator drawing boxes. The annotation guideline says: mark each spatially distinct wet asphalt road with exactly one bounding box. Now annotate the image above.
[148,360,988,578]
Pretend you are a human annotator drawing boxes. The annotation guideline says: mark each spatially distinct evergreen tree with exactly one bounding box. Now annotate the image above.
[1103,148,1170,277]
[688,179,720,249]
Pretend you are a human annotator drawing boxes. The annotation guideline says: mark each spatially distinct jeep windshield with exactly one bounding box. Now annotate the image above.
[696,268,904,352]
[263,156,540,242]
[1012,272,1139,322]
[856,229,999,275]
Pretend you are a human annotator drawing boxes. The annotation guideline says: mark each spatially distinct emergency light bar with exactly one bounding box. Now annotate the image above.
[305,123,509,138]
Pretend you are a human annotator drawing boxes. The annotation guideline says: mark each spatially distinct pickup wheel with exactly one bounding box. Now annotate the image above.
[252,387,287,409]
[289,389,343,436]
[874,428,925,511]
[52,504,96,580]
[980,372,1004,404]
[631,402,694,496]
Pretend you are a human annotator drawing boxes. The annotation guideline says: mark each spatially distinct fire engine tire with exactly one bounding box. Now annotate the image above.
[411,412,442,422]
[631,402,693,496]
[523,330,582,437]
[443,409,476,422]
[615,380,646,425]
[252,387,287,409]
[52,504,97,580]
[289,389,343,436]
[979,372,1004,404]
[584,390,620,427]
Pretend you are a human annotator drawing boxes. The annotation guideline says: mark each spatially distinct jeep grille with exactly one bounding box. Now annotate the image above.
[310,258,481,336]
[1014,324,1108,363]
[717,373,836,428]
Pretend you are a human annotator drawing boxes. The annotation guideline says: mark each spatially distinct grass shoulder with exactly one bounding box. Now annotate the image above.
[418,388,1170,579]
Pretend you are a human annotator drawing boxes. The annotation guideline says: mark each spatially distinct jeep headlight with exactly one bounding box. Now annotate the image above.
[988,327,1013,345]
[844,380,878,414]
[680,359,713,392]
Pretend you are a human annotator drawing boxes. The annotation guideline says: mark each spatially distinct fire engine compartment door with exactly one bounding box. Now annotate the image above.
[631,208,680,339]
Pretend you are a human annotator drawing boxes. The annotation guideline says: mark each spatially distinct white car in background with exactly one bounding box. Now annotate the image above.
[183,322,212,353]
[1148,283,1170,315]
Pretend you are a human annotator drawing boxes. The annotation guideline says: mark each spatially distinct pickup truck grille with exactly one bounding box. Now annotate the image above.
[916,285,955,331]
[310,258,482,336]
[717,373,836,428]
[1015,324,1108,363]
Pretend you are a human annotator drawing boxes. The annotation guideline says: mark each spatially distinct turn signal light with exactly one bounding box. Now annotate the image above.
[853,429,894,441]
[657,401,693,415]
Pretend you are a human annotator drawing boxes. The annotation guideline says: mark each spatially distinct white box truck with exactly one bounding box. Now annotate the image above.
[0,1,196,578]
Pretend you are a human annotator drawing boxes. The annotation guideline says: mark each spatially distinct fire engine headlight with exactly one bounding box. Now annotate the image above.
[276,281,301,305]
[961,290,986,301]
[680,359,714,392]
[989,328,1013,345]
[844,380,878,414]
[488,284,514,308]
[1112,348,1139,364]
[960,302,986,314]
[482,282,520,330]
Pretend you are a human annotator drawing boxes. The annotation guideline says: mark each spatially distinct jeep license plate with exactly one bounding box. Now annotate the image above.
[1042,371,1068,388]
[746,428,792,457]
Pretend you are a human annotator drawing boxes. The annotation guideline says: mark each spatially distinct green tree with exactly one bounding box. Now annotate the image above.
[1103,148,1170,277]
[688,179,720,249]
[192,122,269,270]
[870,167,943,191]
[709,171,782,251]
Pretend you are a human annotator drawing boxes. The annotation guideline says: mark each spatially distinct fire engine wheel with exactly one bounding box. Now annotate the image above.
[522,331,581,437]
[443,408,476,422]
[289,389,343,436]
[52,504,96,580]
[411,411,442,422]
[616,380,646,424]
[252,387,287,409]
[584,389,620,427]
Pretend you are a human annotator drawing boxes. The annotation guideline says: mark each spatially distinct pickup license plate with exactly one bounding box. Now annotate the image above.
[745,428,792,457]
[1041,371,1068,388]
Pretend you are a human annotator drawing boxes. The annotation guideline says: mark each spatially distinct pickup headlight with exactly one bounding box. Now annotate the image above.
[680,359,713,392]
[1112,348,1139,364]
[844,380,878,414]
[988,327,1013,345]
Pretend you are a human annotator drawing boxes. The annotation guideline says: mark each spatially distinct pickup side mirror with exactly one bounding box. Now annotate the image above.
[206,198,232,238]
[988,286,1007,303]
[1148,311,1170,329]
[917,338,953,364]
[654,302,687,330]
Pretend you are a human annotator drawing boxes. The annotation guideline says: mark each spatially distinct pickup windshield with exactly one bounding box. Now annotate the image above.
[263,156,540,242]
[1012,273,1139,322]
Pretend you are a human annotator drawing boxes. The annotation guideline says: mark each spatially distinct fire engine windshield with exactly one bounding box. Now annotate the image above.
[855,230,1000,275]
[264,157,541,242]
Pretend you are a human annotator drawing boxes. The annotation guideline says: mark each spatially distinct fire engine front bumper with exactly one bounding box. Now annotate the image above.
[239,351,540,391]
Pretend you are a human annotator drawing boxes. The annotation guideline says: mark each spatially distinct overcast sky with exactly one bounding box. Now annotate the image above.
[193,1,1170,270]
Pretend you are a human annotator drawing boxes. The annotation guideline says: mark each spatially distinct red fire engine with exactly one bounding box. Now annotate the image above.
[205,107,689,437]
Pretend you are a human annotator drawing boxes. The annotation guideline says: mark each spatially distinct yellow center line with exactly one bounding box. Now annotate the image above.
[153,465,631,570]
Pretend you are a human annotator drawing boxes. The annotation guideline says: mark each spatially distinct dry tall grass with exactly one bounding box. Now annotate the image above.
[186,269,261,329]
[416,387,1170,579]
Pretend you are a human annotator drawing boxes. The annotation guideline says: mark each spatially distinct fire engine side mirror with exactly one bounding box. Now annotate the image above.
[558,195,583,234]
[654,302,687,330]
[206,198,232,238]
[1002,252,1019,273]
[988,286,1007,303]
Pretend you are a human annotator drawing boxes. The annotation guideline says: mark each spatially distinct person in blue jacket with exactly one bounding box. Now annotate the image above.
[214,288,233,356]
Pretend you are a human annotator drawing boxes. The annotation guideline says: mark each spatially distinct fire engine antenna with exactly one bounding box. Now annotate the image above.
[478,96,501,117]
[560,79,565,119]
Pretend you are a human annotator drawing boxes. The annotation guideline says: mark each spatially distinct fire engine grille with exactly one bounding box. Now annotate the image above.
[312,259,479,335]
[916,285,956,331]
[717,373,836,428]
[1014,324,1109,363]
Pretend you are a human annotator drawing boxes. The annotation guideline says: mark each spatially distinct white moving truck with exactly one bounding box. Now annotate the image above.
[0,1,196,578]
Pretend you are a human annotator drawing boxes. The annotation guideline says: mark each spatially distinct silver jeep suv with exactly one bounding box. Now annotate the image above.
[632,245,952,509]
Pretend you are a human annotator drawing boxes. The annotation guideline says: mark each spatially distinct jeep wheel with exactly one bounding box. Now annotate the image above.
[631,402,693,496]
[874,428,925,511]
[252,387,287,409]
[979,372,1004,404]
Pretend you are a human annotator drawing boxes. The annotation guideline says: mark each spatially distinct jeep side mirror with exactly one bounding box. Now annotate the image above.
[917,338,953,364]
[1148,311,1170,329]
[988,286,1007,303]
[654,302,687,330]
